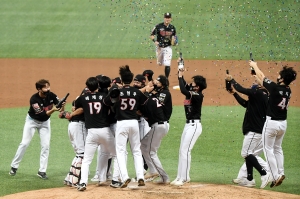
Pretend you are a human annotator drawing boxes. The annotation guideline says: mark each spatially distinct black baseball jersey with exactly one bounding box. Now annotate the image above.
[76,91,110,129]
[28,92,59,121]
[231,79,268,135]
[105,86,148,121]
[151,22,176,48]
[178,77,203,120]
[263,77,291,120]
[156,88,172,121]
[140,94,166,126]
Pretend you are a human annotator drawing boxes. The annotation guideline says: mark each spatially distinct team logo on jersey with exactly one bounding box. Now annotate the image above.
[32,103,42,113]
[264,78,272,84]
[158,93,166,103]
[160,30,173,36]
[183,99,191,105]
[191,91,199,95]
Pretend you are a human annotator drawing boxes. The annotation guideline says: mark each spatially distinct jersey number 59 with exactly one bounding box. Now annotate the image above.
[120,98,136,110]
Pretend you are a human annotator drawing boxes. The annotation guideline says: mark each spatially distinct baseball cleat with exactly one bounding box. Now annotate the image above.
[98,181,106,186]
[274,175,285,187]
[144,172,159,180]
[232,178,243,184]
[9,167,17,176]
[110,180,122,188]
[173,179,190,186]
[170,178,179,185]
[77,183,86,191]
[91,174,99,182]
[138,178,145,186]
[260,172,271,189]
[270,181,276,188]
[37,171,48,180]
[238,178,256,188]
[120,178,131,188]
[153,178,170,184]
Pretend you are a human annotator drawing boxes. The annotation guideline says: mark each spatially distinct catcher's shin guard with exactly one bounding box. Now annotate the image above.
[70,156,83,185]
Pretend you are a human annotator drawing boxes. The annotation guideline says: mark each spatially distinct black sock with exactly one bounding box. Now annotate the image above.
[165,66,170,78]
[246,154,267,176]
[107,158,112,173]
[142,155,148,170]
[245,158,254,181]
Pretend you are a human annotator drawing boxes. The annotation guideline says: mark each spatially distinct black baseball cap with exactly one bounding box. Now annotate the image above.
[134,74,146,83]
[112,77,122,84]
[164,12,171,18]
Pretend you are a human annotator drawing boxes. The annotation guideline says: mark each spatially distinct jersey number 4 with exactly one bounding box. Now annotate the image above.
[277,97,289,110]
[88,102,102,114]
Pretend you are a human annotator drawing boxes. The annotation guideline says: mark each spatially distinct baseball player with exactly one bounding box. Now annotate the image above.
[150,12,177,78]
[140,75,172,184]
[91,75,114,182]
[170,61,207,186]
[133,74,151,141]
[250,61,297,188]
[105,65,148,188]
[9,79,65,179]
[225,74,269,188]
[62,91,88,187]
[76,76,116,191]
[133,74,151,171]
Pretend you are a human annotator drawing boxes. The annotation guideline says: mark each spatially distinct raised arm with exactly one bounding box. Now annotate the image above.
[249,60,265,85]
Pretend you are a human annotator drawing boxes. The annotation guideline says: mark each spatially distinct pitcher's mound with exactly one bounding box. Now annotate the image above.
[1,182,300,199]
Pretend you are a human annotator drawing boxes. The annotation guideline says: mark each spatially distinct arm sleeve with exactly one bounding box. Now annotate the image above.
[231,79,252,96]
[233,92,248,108]
[179,77,191,98]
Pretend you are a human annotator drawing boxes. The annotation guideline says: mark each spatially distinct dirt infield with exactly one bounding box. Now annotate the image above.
[0,58,299,198]
[1,181,300,199]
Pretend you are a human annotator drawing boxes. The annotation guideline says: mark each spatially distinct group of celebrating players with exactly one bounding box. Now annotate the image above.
[61,64,202,191]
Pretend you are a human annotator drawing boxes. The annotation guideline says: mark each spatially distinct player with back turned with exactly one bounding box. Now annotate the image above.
[225,70,269,188]
[150,12,177,78]
[76,76,116,191]
[105,65,148,188]
[250,60,297,188]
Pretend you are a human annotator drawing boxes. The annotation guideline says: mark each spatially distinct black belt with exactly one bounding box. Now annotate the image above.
[268,116,285,121]
[186,119,200,123]
[70,120,84,123]
[158,121,168,124]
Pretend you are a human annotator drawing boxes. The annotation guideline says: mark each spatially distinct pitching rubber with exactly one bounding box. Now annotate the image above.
[173,85,180,90]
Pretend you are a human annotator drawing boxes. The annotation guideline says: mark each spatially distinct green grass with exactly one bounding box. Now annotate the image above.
[0,105,299,196]
[0,0,299,60]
